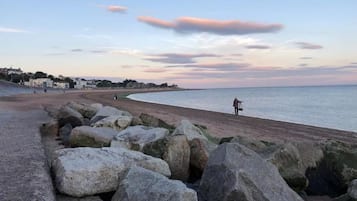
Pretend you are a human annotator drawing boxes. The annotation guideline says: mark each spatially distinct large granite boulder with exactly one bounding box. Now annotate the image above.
[112,166,198,201]
[172,120,208,141]
[230,136,323,192]
[172,120,217,173]
[67,102,98,119]
[143,135,191,181]
[41,120,59,136]
[139,113,175,131]
[90,103,103,111]
[190,138,217,172]
[90,106,132,124]
[111,126,169,151]
[52,147,171,197]
[199,143,303,201]
[93,115,132,131]
[334,179,357,201]
[59,123,73,147]
[57,194,103,201]
[307,140,357,197]
[69,126,118,148]
[57,106,84,128]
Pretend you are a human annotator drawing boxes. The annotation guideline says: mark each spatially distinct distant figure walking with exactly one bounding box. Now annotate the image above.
[113,95,118,100]
[233,97,242,116]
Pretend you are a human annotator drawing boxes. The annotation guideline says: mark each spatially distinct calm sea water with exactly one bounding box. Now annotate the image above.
[128,85,357,132]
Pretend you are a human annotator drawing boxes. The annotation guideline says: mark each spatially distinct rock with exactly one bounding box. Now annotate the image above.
[57,194,103,201]
[199,143,304,201]
[57,106,84,128]
[139,113,175,131]
[69,126,118,148]
[93,115,132,131]
[112,166,198,201]
[67,102,98,119]
[90,103,103,111]
[172,120,208,141]
[41,120,59,136]
[130,116,143,126]
[349,180,357,199]
[190,138,217,172]
[333,179,357,201]
[172,120,217,173]
[143,135,190,181]
[307,140,357,197]
[90,106,132,124]
[111,125,169,151]
[231,136,320,192]
[59,124,73,147]
[52,147,171,197]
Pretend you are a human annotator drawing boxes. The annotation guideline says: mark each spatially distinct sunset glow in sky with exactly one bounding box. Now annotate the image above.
[1,0,357,88]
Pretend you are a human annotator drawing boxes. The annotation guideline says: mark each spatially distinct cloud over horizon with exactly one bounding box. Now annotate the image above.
[295,42,323,49]
[138,16,283,35]
[106,5,127,13]
[0,26,28,33]
[146,53,221,64]
[245,45,271,49]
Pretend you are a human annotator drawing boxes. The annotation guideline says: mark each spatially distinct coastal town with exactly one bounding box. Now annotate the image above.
[0,67,178,90]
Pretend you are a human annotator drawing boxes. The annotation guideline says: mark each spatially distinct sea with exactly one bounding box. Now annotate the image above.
[128,85,357,132]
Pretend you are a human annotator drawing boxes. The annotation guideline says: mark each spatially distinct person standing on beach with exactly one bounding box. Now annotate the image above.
[233,97,241,116]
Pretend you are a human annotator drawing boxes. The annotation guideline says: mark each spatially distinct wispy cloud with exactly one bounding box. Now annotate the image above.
[245,44,271,49]
[71,49,83,52]
[0,26,28,33]
[143,68,168,73]
[295,42,323,49]
[146,53,220,64]
[167,62,250,71]
[299,63,308,67]
[300,57,313,60]
[138,16,283,35]
[351,62,357,65]
[106,5,127,13]
[231,53,243,57]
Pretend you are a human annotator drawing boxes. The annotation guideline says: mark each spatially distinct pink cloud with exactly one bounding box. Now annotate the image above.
[106,5,127,13]
[138,16,283,35]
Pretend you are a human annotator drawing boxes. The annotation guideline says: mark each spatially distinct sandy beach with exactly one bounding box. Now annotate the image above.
[2,88,357,144]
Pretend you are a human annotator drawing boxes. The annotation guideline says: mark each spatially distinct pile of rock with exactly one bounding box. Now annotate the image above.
[41,102,357,201]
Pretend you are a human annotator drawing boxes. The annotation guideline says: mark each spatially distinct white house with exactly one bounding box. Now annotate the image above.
[53,82,69,89]
[74,78,96,89]
[25,78,53,88]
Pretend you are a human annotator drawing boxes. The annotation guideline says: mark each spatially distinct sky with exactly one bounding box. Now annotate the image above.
[1,0,357,88]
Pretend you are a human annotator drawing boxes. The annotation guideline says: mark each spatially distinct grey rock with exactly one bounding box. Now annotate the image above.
[52,147,171,197]
[111,125,169,151]
[130,116,143,126]
[143,135,190,181]
[231,136,323,192]
[93,115,132,131]
[111,166,197,201]
[90,106,132,124]
[190,138,217,172]
[172,119,208,141]
[57,194,103,201]
[139,113,175,131]
[59,123,73,147]
[69,126,118,148]
[41,119,59,136]
[199,143,303,201]
[349,180,357,199]
[90,103,103,111]
[67,102,98,119]
[57,106,84,128]
[173,120,216,173]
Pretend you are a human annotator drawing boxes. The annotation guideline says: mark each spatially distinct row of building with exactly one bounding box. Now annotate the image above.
[24,78,97,89]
